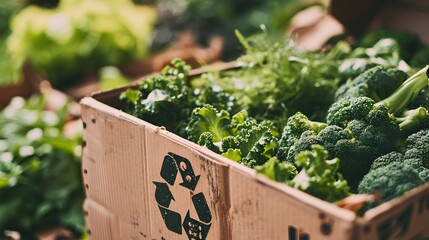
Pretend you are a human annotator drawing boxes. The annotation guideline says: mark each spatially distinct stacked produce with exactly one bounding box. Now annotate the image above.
[120,32,429,213]
[0,96,84,239]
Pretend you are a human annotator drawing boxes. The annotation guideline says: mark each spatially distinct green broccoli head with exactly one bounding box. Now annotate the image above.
[376,65,429,115]
[329,66,429,128]
[290,144,351,203]
[370,151,403,170]
[419,169,429,182]
[335,66,407,102]
[285,130,322,163]
[277,112,327,160]
[326,97,375,128]
[358,162,424,209]
[404,129,429,168]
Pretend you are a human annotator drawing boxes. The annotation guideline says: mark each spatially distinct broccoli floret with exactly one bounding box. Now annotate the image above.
[326,97,375,128]
[335,66,408,102]
[370,151,403,170]
[284,107,401,191]
[277,112,327,160]
[396,107,429,135]
[317,125,351,157]
[290,145,351,203]
[234,121,278,167]
[324,76,429,189]
[255,157,297,183]
[285,130,323,163]
[280,66,429,195]
[328,65,429,127]
[404,129,429,168]
[419,169,429,182]
[358,162,424,210]
[377,66,429,115]
[335,66,429,121]
[197,132,221,154]
[186,105,277,167]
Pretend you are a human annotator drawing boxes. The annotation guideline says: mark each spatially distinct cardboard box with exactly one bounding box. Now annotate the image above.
[80,85,429,240]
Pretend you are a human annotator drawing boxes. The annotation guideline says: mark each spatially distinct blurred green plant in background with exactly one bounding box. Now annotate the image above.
[0,95,84,239]
[7,0,156,89]
[0,1,24,85]
[151,0,319,59]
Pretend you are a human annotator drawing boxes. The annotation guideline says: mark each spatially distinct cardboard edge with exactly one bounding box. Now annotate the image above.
[362,182,429,220]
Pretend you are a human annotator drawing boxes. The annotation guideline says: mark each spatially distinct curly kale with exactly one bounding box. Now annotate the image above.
[186,104,278,167]
[255,157,297,183]
[120,59,236,137]
[186,104,231,143]
[290,145,351,203]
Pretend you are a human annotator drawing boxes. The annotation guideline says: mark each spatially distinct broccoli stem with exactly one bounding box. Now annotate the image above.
[306,120,328,133]
[397,107,429,135]
[376,66,429,115]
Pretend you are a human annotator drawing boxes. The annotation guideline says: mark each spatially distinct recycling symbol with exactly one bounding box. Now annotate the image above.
[153,152,212,240]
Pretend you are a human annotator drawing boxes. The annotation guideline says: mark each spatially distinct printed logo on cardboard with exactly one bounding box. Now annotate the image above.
[154,152,212,240]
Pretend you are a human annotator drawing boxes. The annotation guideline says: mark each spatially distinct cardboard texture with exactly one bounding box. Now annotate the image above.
[80,89,429,240]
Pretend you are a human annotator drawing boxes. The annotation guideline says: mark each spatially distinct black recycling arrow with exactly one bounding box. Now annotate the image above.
[158,205,182,235]
[153,182,175,208]
[161,154,178,185]
[192,193,212,224]
[183,211,211,240]
[168,152,200,191]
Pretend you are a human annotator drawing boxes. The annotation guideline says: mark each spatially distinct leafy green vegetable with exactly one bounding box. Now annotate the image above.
[335,66,408,102]
[121,59,237,137]
[255,157,297,183]
[0,96,84,239]
[358,162,424,211]
[7,0,156,89]
[290,144,351,203]
[121,32,429,206]
[276,112,327,161]
[195,32,346,128]
[187,104,278,167]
